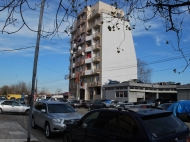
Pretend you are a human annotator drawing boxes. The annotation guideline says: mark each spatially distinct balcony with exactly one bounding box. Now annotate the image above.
[92,81,101,87]
[80,71,85,76]
[85,58,91,63]
[93,68,100,74]
[77,19,86,26]
[92,43,101,51]
[92,55,100,63]
[85,69,92,75]
[86,35,92,41]
[92,31,101,40]
[71,73,75,78]
[72,63,75,68]
[88,9,110,22]
[85,46,92,52]
[80,60,85,65]
[87,82,93,87]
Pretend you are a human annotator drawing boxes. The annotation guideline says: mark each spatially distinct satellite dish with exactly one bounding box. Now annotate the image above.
[82,52,84,56]
[78,46,81,50]
[70,50,73,53]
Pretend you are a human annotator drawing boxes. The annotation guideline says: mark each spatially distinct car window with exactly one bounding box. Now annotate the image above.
[48,104,75,113]
[94,112,118,132]
[119,114,139,136]
[3,101,12,106]
[81,111,100,128]
[35,102,43,111]
[12,101,20,106]
[142,113,188,138]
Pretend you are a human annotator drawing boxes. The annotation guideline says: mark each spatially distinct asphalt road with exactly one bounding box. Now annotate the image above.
[0,107,89,142]
[1,108,190,142]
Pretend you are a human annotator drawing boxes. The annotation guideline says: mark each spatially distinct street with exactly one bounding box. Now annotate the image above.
[1,108,190,142]
[0,108,88,142]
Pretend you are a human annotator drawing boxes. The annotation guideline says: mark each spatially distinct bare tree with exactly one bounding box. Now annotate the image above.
[56,88,62,95]
[0,0,189,72]
[137,58,152,83]
[38,87,49,95]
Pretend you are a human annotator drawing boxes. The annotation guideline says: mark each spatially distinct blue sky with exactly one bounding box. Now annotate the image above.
[0,0,190,94]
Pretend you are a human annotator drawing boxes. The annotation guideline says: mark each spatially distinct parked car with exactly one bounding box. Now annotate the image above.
[68,100,81,108]
[88,100,107,111]
[114,102,134,108]
[81,100,94,108]
[156,103,173,110]
[32,101,82,138]
[16,98,25,104]
[167,100,190,121]
[63,108,190,142]
[48,95,67,102]
[0,96,7,101]
[0,100,30,115]
[108,80,120,85]
[10,97,16,100]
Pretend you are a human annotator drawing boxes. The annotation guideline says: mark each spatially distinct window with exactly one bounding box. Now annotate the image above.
[94,112,118,132]
[81,111,100,128]
[116,92,128,98]
[119,114,138,137]
[2,101,12,105]
[12,101,20,106]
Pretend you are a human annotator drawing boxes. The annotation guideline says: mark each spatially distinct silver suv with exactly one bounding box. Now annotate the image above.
[32,101,82,138]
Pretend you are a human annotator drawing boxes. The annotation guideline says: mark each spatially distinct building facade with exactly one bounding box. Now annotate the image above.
[102,83,190,102]
[69,1,137,100]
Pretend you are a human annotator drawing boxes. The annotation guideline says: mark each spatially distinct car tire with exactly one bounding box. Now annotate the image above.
[63,133,72,142]
[32,116,37,129]
[25,109,30,115]
[45,123,53,139]
[0,108,3,114]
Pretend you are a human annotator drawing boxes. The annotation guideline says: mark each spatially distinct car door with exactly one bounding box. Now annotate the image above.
[1,101,13,112]
[33,102,43,127]
[11,101,23,113]
[72,111,100,142]
[38,103,47,128]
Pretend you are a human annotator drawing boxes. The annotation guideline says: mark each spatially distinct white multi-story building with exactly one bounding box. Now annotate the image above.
[69,1,137,100]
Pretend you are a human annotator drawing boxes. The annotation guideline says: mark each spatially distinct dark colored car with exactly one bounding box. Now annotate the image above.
[81,100,94,108]
[156,103,173,110]
[63,108,190,142]
[68,100,81,108]
[88,99,113,111]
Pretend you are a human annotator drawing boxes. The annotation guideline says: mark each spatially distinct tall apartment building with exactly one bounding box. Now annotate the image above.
[69,1,137,100]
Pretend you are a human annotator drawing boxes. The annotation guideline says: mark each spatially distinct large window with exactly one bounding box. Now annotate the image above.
[116,91,128,98]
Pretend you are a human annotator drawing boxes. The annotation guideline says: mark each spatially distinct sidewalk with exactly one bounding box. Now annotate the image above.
[0,121,38,142]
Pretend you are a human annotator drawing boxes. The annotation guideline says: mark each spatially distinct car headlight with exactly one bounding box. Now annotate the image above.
[52,119,63,124]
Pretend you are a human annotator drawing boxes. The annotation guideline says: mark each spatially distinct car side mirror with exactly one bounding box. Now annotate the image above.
[41,109,46,113]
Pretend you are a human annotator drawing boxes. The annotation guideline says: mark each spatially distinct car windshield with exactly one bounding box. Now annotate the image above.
[142,113,188,138]
[48,104,75,113]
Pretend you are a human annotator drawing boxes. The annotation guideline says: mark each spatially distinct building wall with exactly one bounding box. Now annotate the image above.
[177,90,190,101]
[101,13,137,86]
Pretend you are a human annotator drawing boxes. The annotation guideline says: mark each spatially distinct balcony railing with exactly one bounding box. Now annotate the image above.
[92,31,101,40]
[88,9,110,21]
[93,68,100,74]
[92,43,101,51]
[92,55,100,63]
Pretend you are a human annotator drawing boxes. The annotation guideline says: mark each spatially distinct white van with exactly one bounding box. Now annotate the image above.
[48,95,67,102]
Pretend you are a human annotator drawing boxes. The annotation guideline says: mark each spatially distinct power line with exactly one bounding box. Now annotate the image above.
[0,46,35,52]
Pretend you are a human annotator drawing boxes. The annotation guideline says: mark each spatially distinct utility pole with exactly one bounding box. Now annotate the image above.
[27,0,45,141]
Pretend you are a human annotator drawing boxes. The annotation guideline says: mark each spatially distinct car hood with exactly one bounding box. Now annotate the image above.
[49,112,82,119]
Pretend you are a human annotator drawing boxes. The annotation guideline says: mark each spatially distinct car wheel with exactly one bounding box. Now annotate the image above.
[45,123,53,139]
[63,133,72,142]
[0,108,3,114]
[25,109,30,115]
[32,116,37,129]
